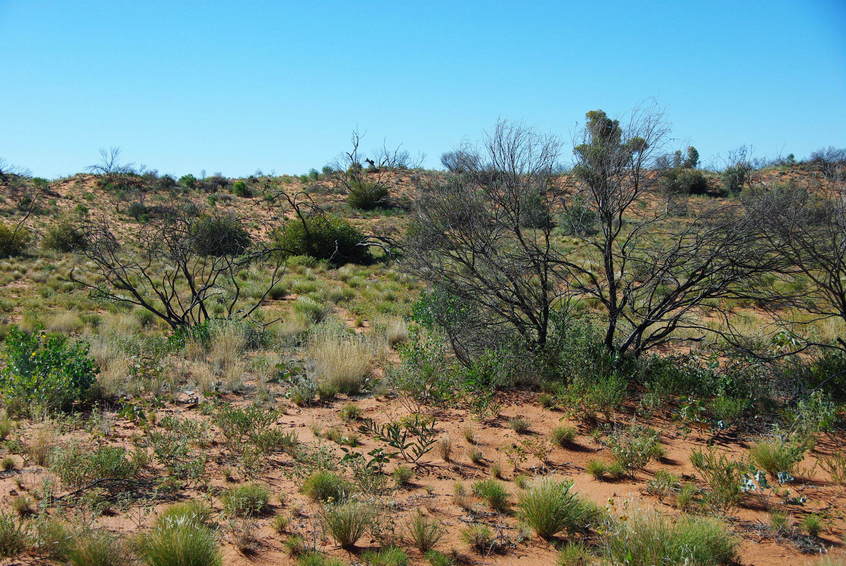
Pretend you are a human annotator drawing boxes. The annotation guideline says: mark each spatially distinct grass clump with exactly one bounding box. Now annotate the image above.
[298,553,347,566]
[0,512,29,558]
[67,530,129,566]
[690,448,745,512]
[301,471,352,503]
[586,459,624,481]
[508,417,531,434]
[472,479,509,512]
[141,517,222,566]
[404,511,443,552]
[606,425,663,472]
[221,483,270,517]
[361,546,409,566]
[155,501,213,527]
[322,501,375,549]
[557,541,595,566]
[518,478,599,539]
[604,510,737,566]
[551,425,577,448]
[306,327,374,396]
[749,438,805,479]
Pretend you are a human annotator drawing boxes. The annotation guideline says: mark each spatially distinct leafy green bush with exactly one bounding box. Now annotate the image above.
[221,483,270,517]
[518,478,599,539]
[43,221,87,252]
[141,517,221,566]
[231,180,252,197]
[190,215,251,257]
[0,326,98,413]
[0,223,30,258]
[558,197,597,236]
[275,214,370,265]
[604,511,736,566]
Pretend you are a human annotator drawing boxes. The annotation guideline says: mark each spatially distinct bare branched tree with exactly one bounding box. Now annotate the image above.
[71,212,285,329]
[563,109,779,357]
[403,120,566,363]
[744,180,846,353]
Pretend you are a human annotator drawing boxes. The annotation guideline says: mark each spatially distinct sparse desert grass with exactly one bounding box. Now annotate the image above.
[361,546,409,566]
[604,510,737,566]
[0,512,29,558]
[221,483,270,517]
[301,471,352,503]
[472,479,509,512]
[306,326,375,396]
[67,530,129,566]
[142,517,222,566]
[404,511,443,552]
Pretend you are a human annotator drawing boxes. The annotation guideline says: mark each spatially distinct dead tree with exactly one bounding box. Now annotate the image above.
[71,211,285,329]
[403,120,566,362]
[744,181,846,353]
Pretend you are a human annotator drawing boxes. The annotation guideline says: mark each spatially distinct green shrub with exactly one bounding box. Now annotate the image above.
[190,215,251,257]
[472,479,509,512]
[347,177,389,210]
[275,214,370,265]
[322,501,374,549]
[221,483,270,517]
[49,444,140,488]
[508,417,531,434]
[67,530,128,566]
[142,518,222,566]
[606,425,663,472]
[460,524,498,554]
[232,180,252,197]
[301,471,352,503]
[0,326,98,413]
[801,514,824,537]
[43,221,87,252]
[604,511,737,566]
[750,438,805,479]
[518,478,599,539]
[559,197,597,236]
[361,546,408,566]
[392,465,413,487]
[0,223,30,258]
[0,512,28,558]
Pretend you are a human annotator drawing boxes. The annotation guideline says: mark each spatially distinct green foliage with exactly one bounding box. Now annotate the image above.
[586,459,625,481]
[141,517,222,566]
[518,478,600,539]
[361,546,409,566]
[359,415,438,466]
[557,542,595,566]
[221,483,270,517]
[606,425,663,472]
[67,530,129,566]
[155,501,213,528]
[404,512,443,552]
[347,177,389,210]
[0,223,30,258]
[749,438,805,478]
[0,326,98,413]
[298,553,347,566]
[322,501,374,549]
[231,180,252,197]
[0,512,29,558]
[551,426,577,447]
[722,163,751,194]
[472,479,509,512]
[301,471,352,503]
[425,550,456,566]
[388,328,456,406]
[690,448,745,512]
[49,444,140,488]
[801,514,824,537]
[190,214,251,257]
[604,511,737,566]
[559,196,598,236]
[43,220,87,252]
[275,214,370,265]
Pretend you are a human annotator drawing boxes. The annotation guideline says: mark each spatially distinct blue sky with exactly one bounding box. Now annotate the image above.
[1,0,844,179]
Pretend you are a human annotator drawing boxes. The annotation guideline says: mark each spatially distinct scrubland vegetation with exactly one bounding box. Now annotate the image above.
[0,115,845,565]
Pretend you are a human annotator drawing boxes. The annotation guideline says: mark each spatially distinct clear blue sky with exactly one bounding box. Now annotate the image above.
[1,0,844,179]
